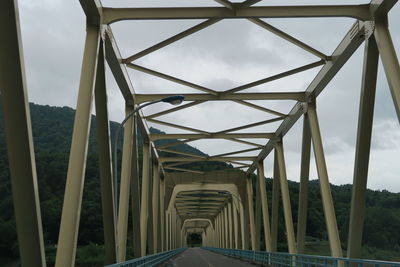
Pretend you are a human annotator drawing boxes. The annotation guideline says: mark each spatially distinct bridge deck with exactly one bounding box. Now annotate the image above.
[164,248,255,267]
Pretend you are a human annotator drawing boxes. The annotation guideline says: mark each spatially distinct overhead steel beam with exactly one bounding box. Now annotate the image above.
[146,101,205,119]
[124,19,221,62]
[156,138,200,149]
[248,19,329,60]
[215,117,284,134]
[225,60,326,94]
[374,18,400,121]
[102,5,371,24]
[122,0,261,62]
[214,0,234,10]
[234,100,287,117]
[136,92,306,103]
[104,28,134,104]
[212,147,262,158]
[150,133,274,140]
[247,19,372,174]
[158,148,207,159]
[160,157,257,163]
[147,118,210,134]
[127,63,218,95]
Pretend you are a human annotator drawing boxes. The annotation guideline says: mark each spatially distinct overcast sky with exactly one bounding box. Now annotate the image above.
[18,0,400,192]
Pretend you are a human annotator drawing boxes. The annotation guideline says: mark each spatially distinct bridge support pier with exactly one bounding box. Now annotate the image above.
[307,104,343,258]
[347,35,378,259]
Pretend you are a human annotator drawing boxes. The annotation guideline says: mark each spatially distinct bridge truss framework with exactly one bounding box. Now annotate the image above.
[0,0,399,266]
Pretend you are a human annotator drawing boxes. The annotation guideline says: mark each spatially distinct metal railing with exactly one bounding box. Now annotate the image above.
[203,247,400,267]
[105,248,186,267]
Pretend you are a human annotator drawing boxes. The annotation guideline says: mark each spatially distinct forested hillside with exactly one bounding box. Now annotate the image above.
[0,103,399,266]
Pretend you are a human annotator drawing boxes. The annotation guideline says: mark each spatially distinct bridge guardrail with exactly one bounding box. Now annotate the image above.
[203,247,400,267]
[105,248,186,267]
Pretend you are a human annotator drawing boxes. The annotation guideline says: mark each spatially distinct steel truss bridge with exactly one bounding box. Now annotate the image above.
[0,0,400,266]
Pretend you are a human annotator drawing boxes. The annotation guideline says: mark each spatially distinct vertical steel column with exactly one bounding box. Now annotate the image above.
[160,177,165,251]
[169,210,173,250]
[130,116,141,258]
[147,163,154,253]
[220,210,224,248]
[224,207,229,248]
[94,41,117,264]
[307,104,343,257]
[215,216,219,247]
[271,150,280,252]
[257,161,273,252]
[172,208,177,248]
[117,105,134,262]
[152,163,160,253]
[297,115,312,254]
[165,212,169,250]
[0,1,46,265]
[239,203,246,249]
[347,36,379,259]
[255,175,261,251]
[167,212,171,250]
[233,203,239,249]
[140,142,151,256]
[246,176,257,250]
[275,140,297,254]
[228,202,233,248]
[55,24,100,267]
[374,19,400,121]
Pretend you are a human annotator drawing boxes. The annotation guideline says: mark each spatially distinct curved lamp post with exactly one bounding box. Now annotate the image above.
[113,95,185,213]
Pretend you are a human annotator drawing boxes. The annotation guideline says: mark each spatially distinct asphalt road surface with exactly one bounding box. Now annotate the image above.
[164,248,256,267]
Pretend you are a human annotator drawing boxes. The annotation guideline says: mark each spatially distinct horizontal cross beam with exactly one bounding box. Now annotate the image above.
[102,5,371,23]
[136,92,306,103]
[150,133,274,140]
[160,156,257,162]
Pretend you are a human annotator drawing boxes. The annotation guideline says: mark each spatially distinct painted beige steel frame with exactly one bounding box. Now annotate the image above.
[307,104,342,258]
[117,105,135,261]
[275,140,297,254]
[347,35,379,259]
[102,5,372,24]
[94,41,117,264]
[257,161,273,252]
[0,1,46,265]
[296,115,312,254]
[55,24,100,267]
[10,0,395,264]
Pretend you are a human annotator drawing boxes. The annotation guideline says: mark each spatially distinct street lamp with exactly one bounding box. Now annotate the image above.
[113,95,185,214]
